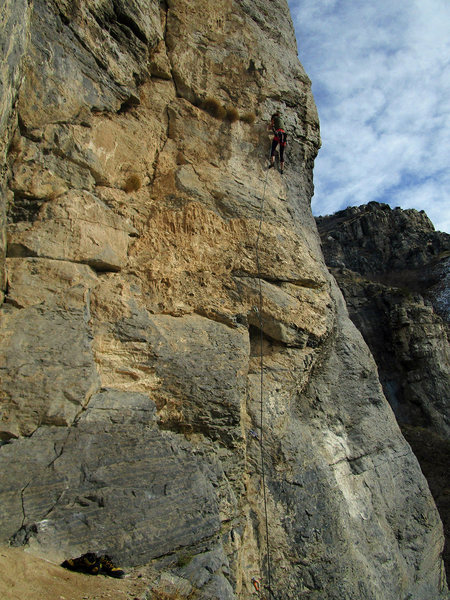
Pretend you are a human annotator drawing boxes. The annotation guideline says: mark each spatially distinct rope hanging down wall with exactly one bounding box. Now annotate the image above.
[253,164,274,599]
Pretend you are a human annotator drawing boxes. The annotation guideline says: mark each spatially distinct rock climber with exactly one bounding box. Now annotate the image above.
[268,111,287,174]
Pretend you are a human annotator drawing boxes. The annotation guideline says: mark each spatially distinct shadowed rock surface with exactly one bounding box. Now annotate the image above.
[316,201,450,580]
[316,202,449,435]
[0,2,447,599]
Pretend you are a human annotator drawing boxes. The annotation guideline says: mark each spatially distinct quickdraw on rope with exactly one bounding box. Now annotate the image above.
[252,162,273,598]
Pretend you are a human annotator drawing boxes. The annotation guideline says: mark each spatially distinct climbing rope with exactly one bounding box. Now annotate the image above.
[253,162,273,599]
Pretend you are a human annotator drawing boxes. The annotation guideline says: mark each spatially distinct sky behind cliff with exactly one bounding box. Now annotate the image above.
[288,0,450,233]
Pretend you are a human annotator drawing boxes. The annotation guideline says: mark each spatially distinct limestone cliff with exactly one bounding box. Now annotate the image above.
[316,202,450,436]
[0,2,447,599]
[316,201,450,581]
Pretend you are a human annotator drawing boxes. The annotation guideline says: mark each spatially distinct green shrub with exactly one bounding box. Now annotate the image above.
[177,551,193,567]
[202,97,227,120]
[240,112,256,124]
[225,107,239,123]
[123,174,142,193]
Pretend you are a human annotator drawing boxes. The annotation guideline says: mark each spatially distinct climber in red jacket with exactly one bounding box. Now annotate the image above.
[268,111,287,174]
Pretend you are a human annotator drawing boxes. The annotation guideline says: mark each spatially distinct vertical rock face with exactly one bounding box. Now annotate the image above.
[0,3,447,600]
[316,202,450,436]
[316,201,450,580]
[0,0,32,300]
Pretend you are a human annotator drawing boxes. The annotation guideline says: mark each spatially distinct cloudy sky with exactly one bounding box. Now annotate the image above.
[287,0,450,233]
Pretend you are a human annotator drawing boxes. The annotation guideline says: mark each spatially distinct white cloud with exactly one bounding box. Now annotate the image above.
[288,0,450,232]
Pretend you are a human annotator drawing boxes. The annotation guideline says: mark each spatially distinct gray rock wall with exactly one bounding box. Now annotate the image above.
[316,202,450,437]
[0,0,32,299]
[316,201,450,581]
[0,3,447,599]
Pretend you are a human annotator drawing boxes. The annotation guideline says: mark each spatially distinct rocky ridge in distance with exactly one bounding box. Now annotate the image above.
[316,200,450,579]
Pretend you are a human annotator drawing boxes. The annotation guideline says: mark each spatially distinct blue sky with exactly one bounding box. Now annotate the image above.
[287,0,450,233]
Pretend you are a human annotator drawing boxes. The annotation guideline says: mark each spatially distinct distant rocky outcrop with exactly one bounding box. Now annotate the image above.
[316,201,450,578]
[0,2,447,599]
[316,202,449,434]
